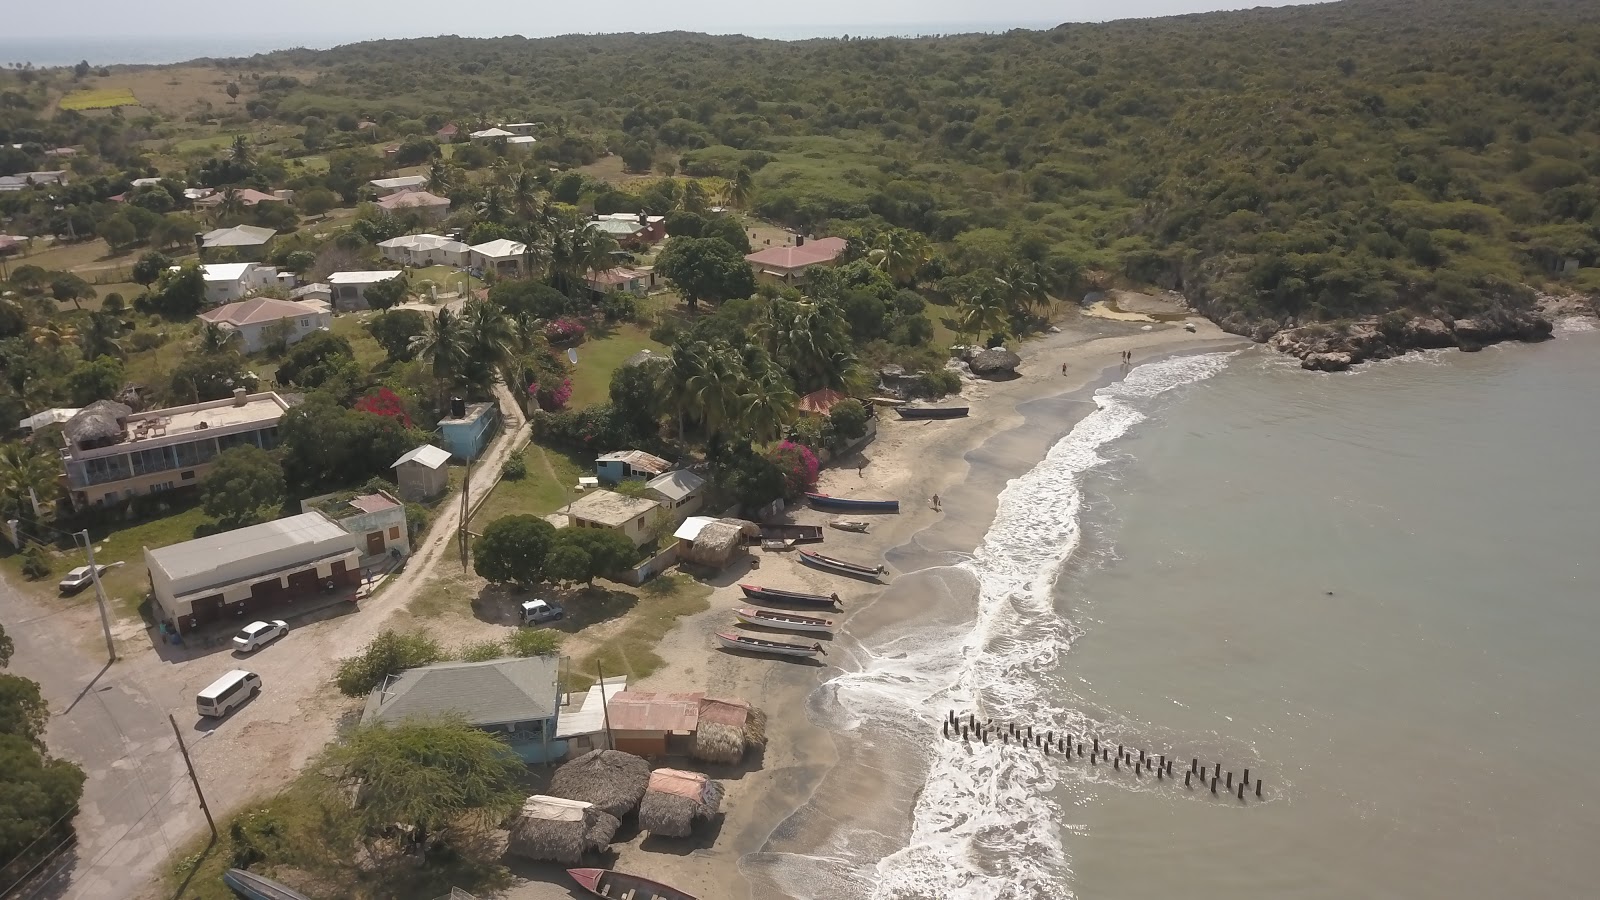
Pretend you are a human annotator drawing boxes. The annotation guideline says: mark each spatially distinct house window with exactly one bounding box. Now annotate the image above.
[299,318,309,326]
[388,526,400,540]
[181,471,195,481]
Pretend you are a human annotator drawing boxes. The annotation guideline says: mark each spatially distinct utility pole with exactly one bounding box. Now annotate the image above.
[458,454,472,571]
[596,663,613,751]
[168,714,218,840]
[78,530,116,662]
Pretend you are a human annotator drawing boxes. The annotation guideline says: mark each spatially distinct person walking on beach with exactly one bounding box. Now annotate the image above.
[931,494,942,512]
[1061,362,1068,376]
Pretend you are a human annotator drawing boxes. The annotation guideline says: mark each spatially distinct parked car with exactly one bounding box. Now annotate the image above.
[518,599,564,625]
[58,564,113,595]
[232,620,289,653]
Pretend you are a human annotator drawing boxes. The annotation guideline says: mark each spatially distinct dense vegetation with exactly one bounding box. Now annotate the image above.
[209,0,1600,325]
[0,624,87,890]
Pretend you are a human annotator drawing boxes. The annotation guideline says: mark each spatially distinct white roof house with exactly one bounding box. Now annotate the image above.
[180,261,280,305]
[391,444,452,502]
[470,127,515,140]
[505,135,537,146]
[645,470,705,503]
[329,270,404,285]
[378,233,470,267]
[394,444,452,470]
[469,238,528,276]
[328,270,405,310]
[199,224,276,250]
[130,177,165,188]
[369,174,429,195]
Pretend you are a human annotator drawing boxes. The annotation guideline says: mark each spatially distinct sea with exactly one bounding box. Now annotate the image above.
[748,319,1600,899]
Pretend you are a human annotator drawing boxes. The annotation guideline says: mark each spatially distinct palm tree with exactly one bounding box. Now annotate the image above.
[760,299,855,393]
[461,298,516,392]
[0,441,61,518]
[230,134,251,166]
[548,212,619,294]
[409,307,469,411]
[739,358,798,444]
[425,159,454,194]
[1001,260,1052,316]
[956,275,1010,344]
[685,342,748,440]
[869,229,932,287]
[681,180,709,214]
[80,312,125,360]
[195,321,238,353]
[475,187,507,225]
[216,187,244,223]
[508,169,542,219]
[660,343,707,443]
[727,167,753,210]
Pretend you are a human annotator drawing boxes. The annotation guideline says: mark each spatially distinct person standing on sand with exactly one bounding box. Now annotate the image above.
[932,494,942,512]
[1062,362,1068,375]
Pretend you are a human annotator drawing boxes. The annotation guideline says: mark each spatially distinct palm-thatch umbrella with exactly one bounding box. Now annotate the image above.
[505,795,620,866]
[63,400,131,447]
[548,749,650,819]
[692,698,766,765]
[638,768,725,838]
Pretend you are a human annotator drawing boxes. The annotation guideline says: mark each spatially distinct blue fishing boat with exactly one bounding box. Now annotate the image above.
[223,869,312,900]
[805,492,900,513]
[799,549,887,581]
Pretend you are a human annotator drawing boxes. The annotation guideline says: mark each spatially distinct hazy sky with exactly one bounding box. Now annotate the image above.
[7,0,1322,40]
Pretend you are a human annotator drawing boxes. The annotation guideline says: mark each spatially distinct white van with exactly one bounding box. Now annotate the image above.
[196,669,261,718]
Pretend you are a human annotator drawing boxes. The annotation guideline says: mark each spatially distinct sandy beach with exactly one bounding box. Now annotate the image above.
[500,309,1248,899]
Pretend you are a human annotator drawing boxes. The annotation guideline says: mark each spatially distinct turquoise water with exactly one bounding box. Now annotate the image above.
[1060,325,1600,897]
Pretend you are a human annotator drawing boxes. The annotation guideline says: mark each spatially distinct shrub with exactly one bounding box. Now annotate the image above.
[599,292,639,322]
[502,450,528,480]
[530,378,573,412]
[535,405,627,452]
[334,629,445,696]
[767,441,819,500]
[827,399,869,447]
[127,329,167,352]
[459,640,507,662]
[544,317,586,345]
[790,415,826,450]
[403,502,432,543]
[506,628,563,657]
[353,387,414,427]
[918,369,963,399]
[20,546,51,580]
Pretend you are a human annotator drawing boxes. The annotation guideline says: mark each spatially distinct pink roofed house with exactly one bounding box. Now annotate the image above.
[744,235,849,286]
[376,189,451,223]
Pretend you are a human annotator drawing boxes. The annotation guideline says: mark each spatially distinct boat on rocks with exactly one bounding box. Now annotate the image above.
[805,492,900,513]
[739,584,842,609]
[798,549,887,580]
[734,607,835,634]
[715,631,827,658]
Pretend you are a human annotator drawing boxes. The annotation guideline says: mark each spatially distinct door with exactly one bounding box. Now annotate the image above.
[366,531,385,556]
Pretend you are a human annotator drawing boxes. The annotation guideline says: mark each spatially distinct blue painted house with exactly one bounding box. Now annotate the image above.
[438,399,498,460]
[361,656,565,764]
[594,449,671,485]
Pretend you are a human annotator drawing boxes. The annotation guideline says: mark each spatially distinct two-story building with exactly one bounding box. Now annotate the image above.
[60,392,293,509]
[301,489,411,565]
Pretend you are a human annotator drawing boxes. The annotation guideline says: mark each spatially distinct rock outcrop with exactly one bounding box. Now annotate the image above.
[968,348,1022,379]
[1265,311,1553,371]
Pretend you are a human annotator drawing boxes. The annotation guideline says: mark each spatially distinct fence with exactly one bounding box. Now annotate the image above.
[611,542,680,586]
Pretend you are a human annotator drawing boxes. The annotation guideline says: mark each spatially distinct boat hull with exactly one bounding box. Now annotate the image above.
[222,869,312,900]
[734,607,834,634]
[896,406,970,420]
[828,519,870,533]
[799,550,885,581]
[739,584,841,609]
[805,492,900,513]
[568,867,697,900]
[716,632,824,658]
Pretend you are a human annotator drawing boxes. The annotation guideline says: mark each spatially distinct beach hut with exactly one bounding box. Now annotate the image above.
[505,795,620,865]
[638,768,726,838]
[675,518,759,570]
[548,749,651,819]
[692,697,767,765]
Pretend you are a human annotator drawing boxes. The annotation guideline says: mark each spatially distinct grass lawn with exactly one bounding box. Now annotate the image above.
[565,573,712,691]
[173,133,236,154]
[12,237,135,274]
[566,323,665,409]
[329,314,388,373]
[408,265,478,297]
[122,320,199,388]
[58,87,140,110]
[469,442,584,530]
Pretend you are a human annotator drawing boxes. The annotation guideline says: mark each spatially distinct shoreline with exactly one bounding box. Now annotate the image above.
[583,310,1249,900]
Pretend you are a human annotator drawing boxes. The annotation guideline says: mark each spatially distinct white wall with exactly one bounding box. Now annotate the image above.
[235,309,333,353]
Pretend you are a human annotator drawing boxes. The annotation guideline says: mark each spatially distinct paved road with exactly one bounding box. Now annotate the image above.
[0,387,529,899]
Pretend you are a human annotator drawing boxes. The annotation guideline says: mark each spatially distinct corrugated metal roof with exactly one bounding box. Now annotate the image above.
[147,512,349,583]
[607,691,703,734]
[363,656,562,727]
[393,444,451,469]
[646,469,704,502]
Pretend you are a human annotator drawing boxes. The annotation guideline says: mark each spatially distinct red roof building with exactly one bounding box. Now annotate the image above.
[744,236,849,286]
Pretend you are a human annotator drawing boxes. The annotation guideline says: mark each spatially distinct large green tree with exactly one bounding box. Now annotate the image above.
[201,446,285,527]
[334,629,447,697]
[472,514,557,587]
[654,237,756,311]
[277,396,418,495]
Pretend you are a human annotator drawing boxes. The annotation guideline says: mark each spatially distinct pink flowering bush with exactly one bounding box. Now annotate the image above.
[544,317,587,345]
[529,378,574,412]
[767,441,819,500]
[353,387,413,427]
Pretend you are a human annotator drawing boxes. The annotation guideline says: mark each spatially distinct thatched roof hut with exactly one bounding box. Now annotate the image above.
[638,768,726,838]
[692,697,766,765]
[63,400,130,447]
[505,795,620,866]
[548,749,650,818]
[676,518,759,569]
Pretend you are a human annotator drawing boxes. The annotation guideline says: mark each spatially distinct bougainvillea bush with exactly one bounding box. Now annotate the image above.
[767,441,819,500]
[353,387,413,427]
[544,317,587,345]
[528,378,573,412]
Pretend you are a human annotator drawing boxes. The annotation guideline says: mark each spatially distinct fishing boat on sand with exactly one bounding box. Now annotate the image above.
[799,549,887,580]
[715,631,827,658]
[828,519,870,533]
[222,869,312,900]
[739,584,842,609]
[734,607,835,634]
[804,492,900,513]
[568,867,697,900]
[896,405,970,420]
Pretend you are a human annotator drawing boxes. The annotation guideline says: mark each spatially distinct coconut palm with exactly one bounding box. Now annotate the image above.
[475,186,508,225]
[869,229,932,287]
[739,358,798,444]
[409,307,470,411]
[727,167,753,210]
[0,440,61,518]
[760,298,855,393]
[215,187,244,222]
[195,321,237,353]
[956,275,1010,344]
[425,159,453,194]
[461,298,516,392]
[547,212,619,295]
[80,312,125,360]
[508,169,542,219]
[1001,260,1052,316]
[230,134,251,166]
[685,342,748,440]
[659,343,707,442]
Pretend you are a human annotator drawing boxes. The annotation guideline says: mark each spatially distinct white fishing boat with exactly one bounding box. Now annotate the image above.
[828,519,870,533]
[715,631,826,658]
[733,607,835,635]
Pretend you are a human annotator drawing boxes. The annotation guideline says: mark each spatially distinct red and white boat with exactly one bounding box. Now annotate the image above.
[733,606,835,635]
[715,631,826,658]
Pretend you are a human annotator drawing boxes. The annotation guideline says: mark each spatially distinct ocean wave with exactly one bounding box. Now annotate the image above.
[799,352,1237,900]
[1556,316,1597,334]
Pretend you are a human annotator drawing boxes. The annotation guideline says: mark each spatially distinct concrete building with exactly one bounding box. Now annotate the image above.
[362,656,565,763]
[369,175,429,196]
[378,233,470,268]
[391,444,451,501]
[375,190,451,222]
[558,490,662,547]
[328,270,404,310]
[197,297,331,353]
[60,392,293,509]
[438,399,498,460]
[469,238,527,277]
[644,470,706,517]
[0,170,69,192]
[745,236,848,286]
[198,225,277,261]
[585,266,651,297]
[595,450,671,485]
[589,212,666,249]
[19,407,80,435]
[145,512,362,633]
[189,261,283,306]
[469,127,515,141]
[301,489,410,565]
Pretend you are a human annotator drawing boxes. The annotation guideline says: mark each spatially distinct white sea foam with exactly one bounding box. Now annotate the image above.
[793,352,1237,900]
[1556,316,1597,334]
